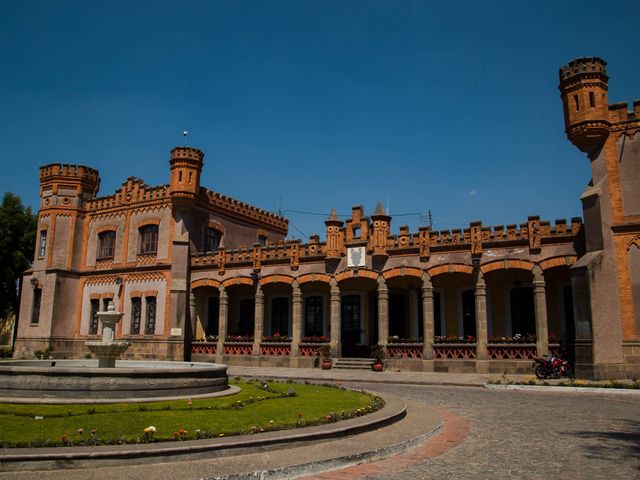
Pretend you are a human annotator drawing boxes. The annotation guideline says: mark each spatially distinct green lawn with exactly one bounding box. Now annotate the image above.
[0,380,382,447]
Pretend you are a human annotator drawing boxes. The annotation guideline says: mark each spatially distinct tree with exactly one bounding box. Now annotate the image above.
[0,193,37,318]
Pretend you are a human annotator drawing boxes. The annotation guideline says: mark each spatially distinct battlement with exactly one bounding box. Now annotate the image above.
[39,163,100,196]
[608,101,640,124]
[170,146,204,163]
[191,215,582,271]
[202,188,289,233]
[559,57,607,81]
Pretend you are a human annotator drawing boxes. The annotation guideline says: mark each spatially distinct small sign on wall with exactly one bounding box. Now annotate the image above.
[170,328,182,336]
[347,247,366,268]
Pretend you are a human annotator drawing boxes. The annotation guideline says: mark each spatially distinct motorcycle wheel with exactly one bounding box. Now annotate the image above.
[533,364,545,379]
[561,365,573,378]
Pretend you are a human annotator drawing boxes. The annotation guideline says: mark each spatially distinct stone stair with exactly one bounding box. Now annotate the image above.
[333,358,374,370]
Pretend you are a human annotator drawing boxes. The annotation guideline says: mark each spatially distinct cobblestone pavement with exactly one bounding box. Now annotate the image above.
[316,383,640,480]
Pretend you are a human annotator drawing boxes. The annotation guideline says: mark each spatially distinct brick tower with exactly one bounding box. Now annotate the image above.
[559,57,640,378]
[169,146,204,200]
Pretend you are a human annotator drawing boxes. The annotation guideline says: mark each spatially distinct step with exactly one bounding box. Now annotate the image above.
[333,358,374,370]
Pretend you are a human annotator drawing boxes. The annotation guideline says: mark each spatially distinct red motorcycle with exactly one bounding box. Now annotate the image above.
[532,354,572,379]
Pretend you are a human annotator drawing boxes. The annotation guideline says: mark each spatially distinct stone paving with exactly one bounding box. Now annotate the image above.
[307,382,640,480]
[1,367,639,479]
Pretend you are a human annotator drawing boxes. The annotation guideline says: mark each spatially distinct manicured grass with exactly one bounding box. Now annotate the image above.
[0,380,382,447]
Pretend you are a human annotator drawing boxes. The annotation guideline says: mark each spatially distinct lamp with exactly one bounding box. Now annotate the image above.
[30,277,39,289]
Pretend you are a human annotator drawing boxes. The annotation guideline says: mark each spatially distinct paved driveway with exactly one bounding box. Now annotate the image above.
[340,383,640,480]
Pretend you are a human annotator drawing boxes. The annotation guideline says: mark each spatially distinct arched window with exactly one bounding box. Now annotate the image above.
[205,228,222,252]
[97,231,116,259]
[139,225,158,255]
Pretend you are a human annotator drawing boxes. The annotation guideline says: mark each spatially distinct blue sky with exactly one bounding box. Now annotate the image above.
[1,1,638,240]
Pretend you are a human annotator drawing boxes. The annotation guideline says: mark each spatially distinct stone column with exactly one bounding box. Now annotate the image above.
[330,278,341,357]
[533,266,549,356]
[189,292,196,338]
[252,284,264,356]
[377,276,389,347]
[421,273,434,359]
[291,281,302,356]
[217,285,228,356]
[475,272,488,360]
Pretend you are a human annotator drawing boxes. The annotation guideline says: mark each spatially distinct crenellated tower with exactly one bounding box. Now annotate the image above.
[560,57,640,379]
[559,57,610,154]
[169,146,204,200]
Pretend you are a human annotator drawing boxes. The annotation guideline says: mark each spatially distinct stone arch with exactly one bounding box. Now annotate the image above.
[538,256,577,271]
[221,276,254,288]
[382,266,424,281]
[480,259,534,275]
[335,269,378,283]
[297,273,332,285]
[191,278,221,290]
[259,274,295,286]
[427,263,474,278]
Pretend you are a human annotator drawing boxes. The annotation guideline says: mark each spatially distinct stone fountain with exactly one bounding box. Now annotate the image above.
[0,303,231,402]
[85,302,130,368]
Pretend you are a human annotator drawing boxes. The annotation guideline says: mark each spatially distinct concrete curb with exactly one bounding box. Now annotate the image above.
[485,384,640,395]
[0,392,407,471]
[231,373,486,388]
[212,413,445,480]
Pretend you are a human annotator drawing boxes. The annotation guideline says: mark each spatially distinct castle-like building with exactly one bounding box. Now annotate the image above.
[15,58,640,379]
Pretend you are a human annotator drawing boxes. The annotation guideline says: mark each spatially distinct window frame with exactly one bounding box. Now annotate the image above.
[204,227,222,252]
[97,230,116,260]
[138,224,159,255]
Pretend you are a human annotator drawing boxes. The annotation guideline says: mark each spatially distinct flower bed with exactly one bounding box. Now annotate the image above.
[301,335,330,343]
[434,335,476,344]
[262,333,292,343]
[387,336,423,344]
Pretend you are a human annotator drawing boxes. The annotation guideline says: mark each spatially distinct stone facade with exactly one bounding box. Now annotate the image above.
[13,57,640,379]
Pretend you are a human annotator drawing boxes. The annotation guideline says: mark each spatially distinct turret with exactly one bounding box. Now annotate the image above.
[559,57,610,154]
[39,163,100,202]
[169,146,204,199]
[370,202,390,257]
[325,209,344,259]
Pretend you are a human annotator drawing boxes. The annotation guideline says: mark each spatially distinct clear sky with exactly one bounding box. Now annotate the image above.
[1,1,638,240]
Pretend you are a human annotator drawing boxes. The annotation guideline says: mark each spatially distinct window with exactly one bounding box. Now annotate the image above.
[89,299,100,335]
[304,296,323,337]
[31,288,42,324]
[205,228,222,252]
[145,297,156,335]
[589,91,596,108]
[271,297,290,336]
[573,94,580,111]
[257,234,267,247]
[97,231,116,259]
[130,297,142,334]
[139,225,158,255]
[38,230,47,258]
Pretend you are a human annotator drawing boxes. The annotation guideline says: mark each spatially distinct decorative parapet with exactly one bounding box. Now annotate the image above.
[86,178,170,213]
[191,217,582,270]
[202,188,288,233]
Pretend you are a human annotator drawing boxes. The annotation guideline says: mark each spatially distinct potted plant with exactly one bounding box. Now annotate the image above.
[370,344,385,372]
[320,345,332,370]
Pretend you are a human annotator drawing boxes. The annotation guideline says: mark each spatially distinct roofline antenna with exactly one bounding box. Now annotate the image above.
[183,130,189,146]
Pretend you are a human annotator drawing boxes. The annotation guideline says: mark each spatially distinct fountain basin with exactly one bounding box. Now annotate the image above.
[0,360,229,402]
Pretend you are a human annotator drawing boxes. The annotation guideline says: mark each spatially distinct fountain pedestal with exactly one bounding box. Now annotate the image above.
[86,303,130,368]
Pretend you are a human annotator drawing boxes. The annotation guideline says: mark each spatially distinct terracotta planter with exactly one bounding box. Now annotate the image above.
[372,361,384,372]
[321,359,332,370]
